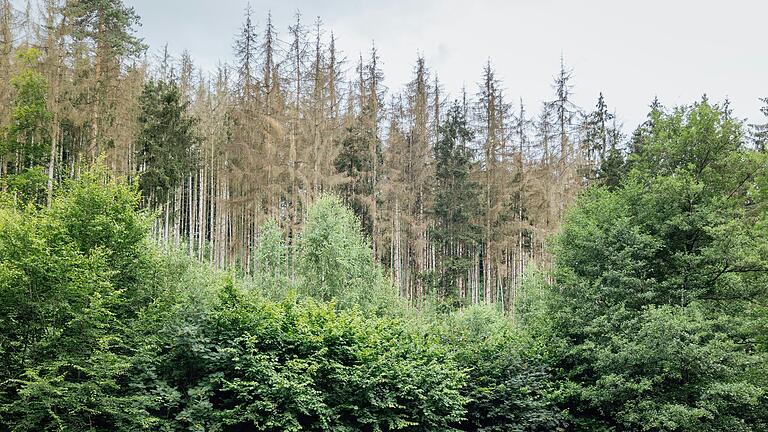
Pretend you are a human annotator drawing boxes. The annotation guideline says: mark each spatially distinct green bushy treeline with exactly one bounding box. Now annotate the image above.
[0,167,559,431]
[1,99,767,431]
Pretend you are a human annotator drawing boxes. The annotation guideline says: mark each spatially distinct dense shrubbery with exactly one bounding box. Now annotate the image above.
[1,100,766,431]
[0,169,556,431]
[129,279,466,430]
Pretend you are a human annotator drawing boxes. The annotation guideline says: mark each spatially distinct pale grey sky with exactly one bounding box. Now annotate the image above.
[127,0,766,129]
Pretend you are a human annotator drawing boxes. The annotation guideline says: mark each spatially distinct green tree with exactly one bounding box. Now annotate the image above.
[0,166,152,431]
[136,79,200,204]
[583,92,612,164]
[597,144,625,190]
[430,101,480,306]
[750,97,768,151]
[0,49,52,205]
[335,117,376,235]
[550,100,768,431]
[253,218,289,299]
[437,306,563,431]
[49,165,153,308]
[297,195,394,313]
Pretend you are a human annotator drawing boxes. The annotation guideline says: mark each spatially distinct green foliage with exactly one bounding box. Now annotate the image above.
[297,195,396,314]
[136,79,200,202]
[252,218,289,299]
[334,115,380,236]
[435,306,564,431]
[67,0,145,59]
[50,165,153,303]
[0,166,149,430]
[430,101,481,306]
[550,100,768,431]
[2,166,48,205]
[5,98,766,432]
[0,48,51,176]
[597,145,626,190]
[582,93,613,164]
[130,286,466,431]
[256,219,287,272]
[0,172,475,431]
[749,97,768,151]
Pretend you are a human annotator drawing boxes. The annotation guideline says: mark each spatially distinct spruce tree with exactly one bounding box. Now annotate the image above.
[750,97,768,151]
[135,79,200,204]
[583,92,612,164]
[431,101,480,306]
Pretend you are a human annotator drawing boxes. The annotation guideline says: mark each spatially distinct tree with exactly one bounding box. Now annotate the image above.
[135,79,200,204]
[379,56,437,304]
[627,96,663,158]
[550,56,577,161]
[750,97,768,151]
[67,0,144,160]
[0,166,152,430]
[550,100,768,430]
[1,48,52,205]
[3,48,51,171]
[438,306,563,431]
[233,4,258,102]
[335,48,384,241]
[253,218,288,298]
[582,92,613,166]
[597,143,625,190]
[296,195,394,314]
[431,101,480,307]
[476,61,511,305]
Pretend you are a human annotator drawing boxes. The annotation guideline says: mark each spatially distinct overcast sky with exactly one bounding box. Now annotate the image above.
[126,0,766,129]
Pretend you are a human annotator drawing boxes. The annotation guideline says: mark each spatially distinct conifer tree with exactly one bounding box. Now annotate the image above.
[135,79,200,205]
[67,0,144,161]
[750,97,768,151]
[335,47,383,244]
[431,101,479,306]
[583,92,612,164]
[550,56,577,161]
[476,61,511,305]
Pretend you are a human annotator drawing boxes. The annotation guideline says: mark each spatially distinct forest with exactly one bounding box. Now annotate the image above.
[0,0,767,430]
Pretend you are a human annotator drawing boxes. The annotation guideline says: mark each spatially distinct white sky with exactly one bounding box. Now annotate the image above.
[125,0,766,129]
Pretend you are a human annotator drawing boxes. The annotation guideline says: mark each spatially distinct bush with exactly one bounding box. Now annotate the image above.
[433,306,563,431]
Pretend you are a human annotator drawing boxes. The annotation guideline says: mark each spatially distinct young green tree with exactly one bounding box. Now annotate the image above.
[296,195,394,314]
[1,48,52,205]
[0,166,153,431]
[252,218,289,298]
